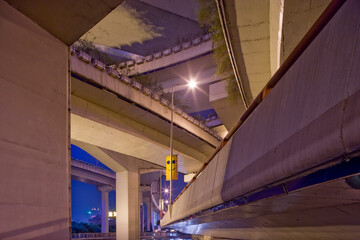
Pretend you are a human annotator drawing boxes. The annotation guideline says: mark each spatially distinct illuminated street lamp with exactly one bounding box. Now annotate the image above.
[169,79,197,206]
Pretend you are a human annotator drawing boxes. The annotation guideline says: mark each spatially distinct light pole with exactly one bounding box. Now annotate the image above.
[169,79,197,206]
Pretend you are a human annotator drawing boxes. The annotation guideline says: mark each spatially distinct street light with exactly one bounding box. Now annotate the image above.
[169,79,197,206]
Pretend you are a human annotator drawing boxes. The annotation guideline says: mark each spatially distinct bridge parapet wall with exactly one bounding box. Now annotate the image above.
[162,0,360,226]
[221,0,360,201]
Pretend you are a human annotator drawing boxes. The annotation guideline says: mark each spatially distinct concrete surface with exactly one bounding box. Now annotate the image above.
[116,171,140,240]
[139,0,200,22]
[98,185,112,233]
[269,0,284,76]
[162,1,360,238]
[209,80,246,130]
[214,0,330,129]
[70,54,219,147]
[225,0,270,101]
[169,177,360,239]
[70,54,220,174]
[0,1,69,239]
[5,0,123,45]
[281,0,331,63]
[82,0,203,55]
[221,0,359,201]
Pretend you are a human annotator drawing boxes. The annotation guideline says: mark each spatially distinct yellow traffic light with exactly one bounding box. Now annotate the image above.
[166,155,178,180]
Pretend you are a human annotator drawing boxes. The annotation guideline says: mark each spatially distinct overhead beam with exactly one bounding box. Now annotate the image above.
[5,0,124,45]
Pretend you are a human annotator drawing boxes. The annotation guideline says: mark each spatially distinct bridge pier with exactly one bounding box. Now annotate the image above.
[116,171,140,240]
[146,196,153,232]
[97,185,112,233]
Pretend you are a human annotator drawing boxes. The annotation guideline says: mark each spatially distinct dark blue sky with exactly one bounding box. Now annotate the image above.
[71,145,115,222]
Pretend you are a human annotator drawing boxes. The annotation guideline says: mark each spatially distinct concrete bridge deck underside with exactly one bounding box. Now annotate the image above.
[70,55,220,174]
[162,1,360,239]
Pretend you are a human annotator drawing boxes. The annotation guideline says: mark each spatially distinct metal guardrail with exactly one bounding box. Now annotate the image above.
[141,231,193,239]
[71,232,115,239]
[72,232,193,240]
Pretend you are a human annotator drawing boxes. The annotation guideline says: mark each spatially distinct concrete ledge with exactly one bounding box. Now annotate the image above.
[126,34,213,76]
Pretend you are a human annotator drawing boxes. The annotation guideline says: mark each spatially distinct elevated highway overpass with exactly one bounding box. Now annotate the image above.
[70,50,221,174]
[161,1,360,239]
[71,158,116,189]
[2,0,360,239]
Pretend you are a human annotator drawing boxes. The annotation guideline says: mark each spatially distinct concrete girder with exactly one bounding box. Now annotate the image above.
[72,140,126,173]
[71,140,163,174]
[5,0,124,45]
[71,103,205,173]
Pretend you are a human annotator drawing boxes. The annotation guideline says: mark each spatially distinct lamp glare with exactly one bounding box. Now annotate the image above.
[188,80,197,89]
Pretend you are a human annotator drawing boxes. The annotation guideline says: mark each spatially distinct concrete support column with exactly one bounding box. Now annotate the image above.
[97,185,112,233]
[150,198,154,231]
[146,197,152,231]
[116,171,140,240]
[140,203,144,233]
[0,2,70,239]
[139,191,143,233]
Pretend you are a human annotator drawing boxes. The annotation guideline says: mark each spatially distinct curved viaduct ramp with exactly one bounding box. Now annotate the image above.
[70,51,220,174]
[162,1,360,239]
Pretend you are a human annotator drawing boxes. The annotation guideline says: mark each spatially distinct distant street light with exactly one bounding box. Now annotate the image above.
[168,80,197,206]
[188,79,197,89]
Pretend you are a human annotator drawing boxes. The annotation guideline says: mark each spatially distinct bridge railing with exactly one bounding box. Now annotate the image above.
[71,232,192,239]
[71,232,115,239]
[71,158,116,179]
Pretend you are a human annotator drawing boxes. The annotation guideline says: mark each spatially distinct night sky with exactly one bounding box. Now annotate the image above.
[71,145,116,222]
[71,144,187,223]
